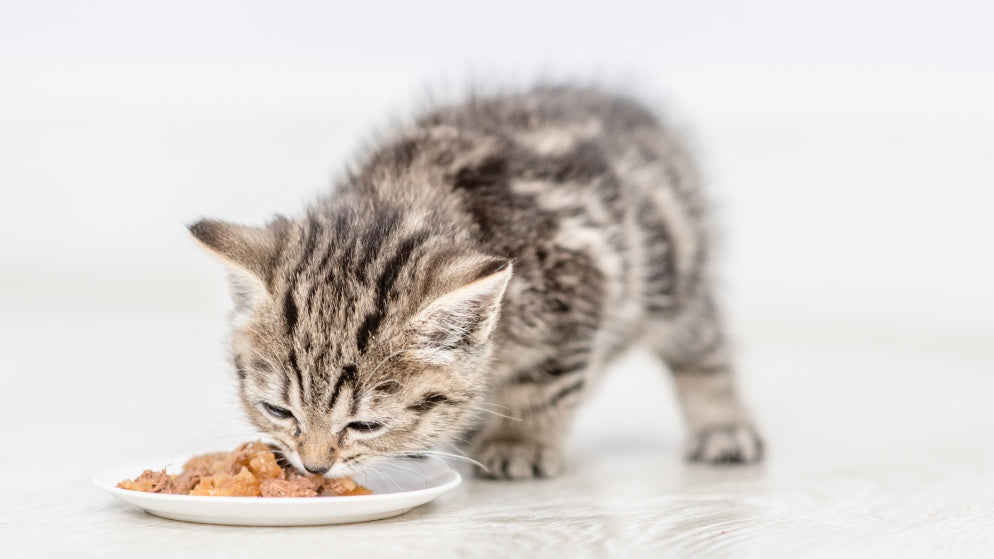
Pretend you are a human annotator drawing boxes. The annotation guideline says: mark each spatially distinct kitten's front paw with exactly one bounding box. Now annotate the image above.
[687,423,764,464]
[474,438,563,480]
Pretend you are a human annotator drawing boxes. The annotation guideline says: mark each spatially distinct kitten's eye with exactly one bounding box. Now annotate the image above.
[347,421,383,433]
[261,402,294,421]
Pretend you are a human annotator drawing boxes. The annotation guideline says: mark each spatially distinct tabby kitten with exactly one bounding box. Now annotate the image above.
[190,86,762,480]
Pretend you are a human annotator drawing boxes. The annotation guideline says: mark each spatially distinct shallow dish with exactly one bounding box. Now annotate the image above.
[95,456,460,526]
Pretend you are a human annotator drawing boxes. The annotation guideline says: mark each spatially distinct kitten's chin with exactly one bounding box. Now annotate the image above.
[279,447,363,479]
[329,454,388,478]
[327,462,357,478]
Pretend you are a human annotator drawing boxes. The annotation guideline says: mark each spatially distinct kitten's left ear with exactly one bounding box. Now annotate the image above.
[188,215,290,292]
[407,258,513,365]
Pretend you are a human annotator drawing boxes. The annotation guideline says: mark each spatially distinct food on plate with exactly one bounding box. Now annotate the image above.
[116,441,372,497]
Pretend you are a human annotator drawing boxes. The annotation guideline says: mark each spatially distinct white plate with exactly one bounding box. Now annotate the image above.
[95,456,461,526]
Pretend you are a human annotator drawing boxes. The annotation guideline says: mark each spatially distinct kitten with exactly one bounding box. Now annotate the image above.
[189,86,763,480]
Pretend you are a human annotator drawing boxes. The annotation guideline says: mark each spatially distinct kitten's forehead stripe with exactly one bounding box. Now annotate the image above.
[329,364,358,410]
[355,230,430,353]
[279,218,320,346]
[290,218,321,284]
[286,349,304,394]
[356,209,402,275]
[279,367,291,405]
[312,346,330,375]
[282,289,299,336]
[349,388,361,416]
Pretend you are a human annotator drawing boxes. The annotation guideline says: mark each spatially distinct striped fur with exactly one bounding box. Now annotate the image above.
[191,86,762,480]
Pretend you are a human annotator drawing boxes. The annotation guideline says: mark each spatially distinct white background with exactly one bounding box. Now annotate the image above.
[2,0,992,328]
[1,2,993,556]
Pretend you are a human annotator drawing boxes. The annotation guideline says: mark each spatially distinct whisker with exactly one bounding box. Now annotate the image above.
[475,401,513,410]
[362,461,406,492]
[467,406,522,421]
[376,459,437,488]
[398,450,486,471]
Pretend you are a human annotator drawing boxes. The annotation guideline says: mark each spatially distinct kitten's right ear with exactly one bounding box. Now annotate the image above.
[188,216,290,294]
[406,258,513,366]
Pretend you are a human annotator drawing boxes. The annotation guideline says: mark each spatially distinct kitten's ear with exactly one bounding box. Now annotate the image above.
[407,258,513,365]
[188,216,290,296]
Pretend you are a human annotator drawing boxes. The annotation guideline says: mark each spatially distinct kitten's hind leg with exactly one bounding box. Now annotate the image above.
[656,298,763,464]
[470,352,594,480]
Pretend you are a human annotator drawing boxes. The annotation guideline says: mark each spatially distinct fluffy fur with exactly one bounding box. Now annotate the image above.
[190,86,762,480]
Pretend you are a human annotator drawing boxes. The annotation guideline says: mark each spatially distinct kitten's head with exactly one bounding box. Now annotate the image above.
[189,214,511,477]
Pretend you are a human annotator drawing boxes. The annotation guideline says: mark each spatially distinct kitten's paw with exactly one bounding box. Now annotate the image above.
[686,423,764,464]
[474,438,563,480]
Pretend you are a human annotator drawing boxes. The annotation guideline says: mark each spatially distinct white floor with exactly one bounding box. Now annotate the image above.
[1,288,992,557]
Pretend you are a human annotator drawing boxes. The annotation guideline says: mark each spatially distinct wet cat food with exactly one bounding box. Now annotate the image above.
[117,441,372,497]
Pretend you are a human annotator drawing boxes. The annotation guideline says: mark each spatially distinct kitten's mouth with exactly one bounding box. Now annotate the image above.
[266,439,367,478]
[268,443,299,470]
[274,450,360,479]
[267,442,315,478]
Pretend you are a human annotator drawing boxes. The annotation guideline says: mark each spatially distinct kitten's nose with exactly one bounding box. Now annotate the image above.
[303,464,329,475]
